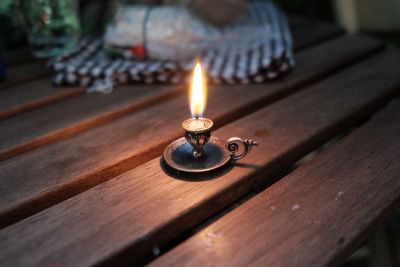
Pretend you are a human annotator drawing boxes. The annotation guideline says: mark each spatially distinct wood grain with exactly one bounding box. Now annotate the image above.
[1,48,399,267]
[0,83,183,161]
[0,18,342,121]
[0,61,49,90]
[0,35,383,227]
[0,79,85,120]
[151,100,400,267]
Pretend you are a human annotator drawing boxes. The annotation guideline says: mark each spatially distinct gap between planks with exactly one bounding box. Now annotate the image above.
[0,84,185,161]
[148,123,359,264]
[1,48,400,267]
[0,35,384,228]
[150,99,400,267]
[144,100,393,265]
[96,49,400,267]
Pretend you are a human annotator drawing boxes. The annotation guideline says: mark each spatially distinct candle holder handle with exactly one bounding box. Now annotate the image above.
[225,137,258,161]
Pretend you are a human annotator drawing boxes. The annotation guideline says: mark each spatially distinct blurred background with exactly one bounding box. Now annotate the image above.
[0,0,399,266]
[1,0,400,51]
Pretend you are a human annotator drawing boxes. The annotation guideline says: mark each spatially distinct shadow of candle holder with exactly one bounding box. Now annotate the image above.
[160,157,261,181]
[160,157,234,181]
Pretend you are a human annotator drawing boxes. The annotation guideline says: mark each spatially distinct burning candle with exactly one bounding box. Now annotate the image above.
[163,61,258,172]
[182,62,212,133]
[182,62,213,158]
[190,62,206,118]
[182,118,213,132]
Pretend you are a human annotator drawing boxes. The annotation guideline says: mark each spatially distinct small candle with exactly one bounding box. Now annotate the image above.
[189,119,205,130]
[182,118,213,132]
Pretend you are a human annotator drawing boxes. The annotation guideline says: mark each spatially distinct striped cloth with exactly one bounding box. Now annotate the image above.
[49,1,294,93]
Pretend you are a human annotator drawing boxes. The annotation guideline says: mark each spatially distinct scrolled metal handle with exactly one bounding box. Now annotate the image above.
[225,137,258,161]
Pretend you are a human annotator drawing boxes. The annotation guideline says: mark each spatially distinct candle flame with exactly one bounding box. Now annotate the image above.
[190,61,207,118]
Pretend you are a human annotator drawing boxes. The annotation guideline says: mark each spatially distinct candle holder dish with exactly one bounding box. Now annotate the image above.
[163,118,258,173]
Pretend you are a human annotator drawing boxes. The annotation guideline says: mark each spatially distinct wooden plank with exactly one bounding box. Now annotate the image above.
[0,79,85,120]
[151,101,400,267]
[0,83,183,161]
[1,48,400,267]
[0,35,383,227]
[0,61,49,90]
[0,18,342,121]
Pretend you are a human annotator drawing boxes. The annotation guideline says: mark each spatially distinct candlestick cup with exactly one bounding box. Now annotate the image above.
[182,118,213,158]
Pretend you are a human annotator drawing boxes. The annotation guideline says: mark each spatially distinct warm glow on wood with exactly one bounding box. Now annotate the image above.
[190,62,207,118]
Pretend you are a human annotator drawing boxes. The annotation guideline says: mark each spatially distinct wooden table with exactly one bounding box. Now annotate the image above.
[1,18,400,267]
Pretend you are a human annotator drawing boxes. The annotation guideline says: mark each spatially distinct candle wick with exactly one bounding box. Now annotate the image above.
[195,115,199,120]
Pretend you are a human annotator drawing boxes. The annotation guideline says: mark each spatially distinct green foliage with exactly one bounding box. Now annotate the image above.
[0,0,14,12]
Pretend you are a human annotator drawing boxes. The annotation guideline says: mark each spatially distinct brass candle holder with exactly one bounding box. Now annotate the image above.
[163,117,258,173]
[182,117,213,158]
[163,61,258,173]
